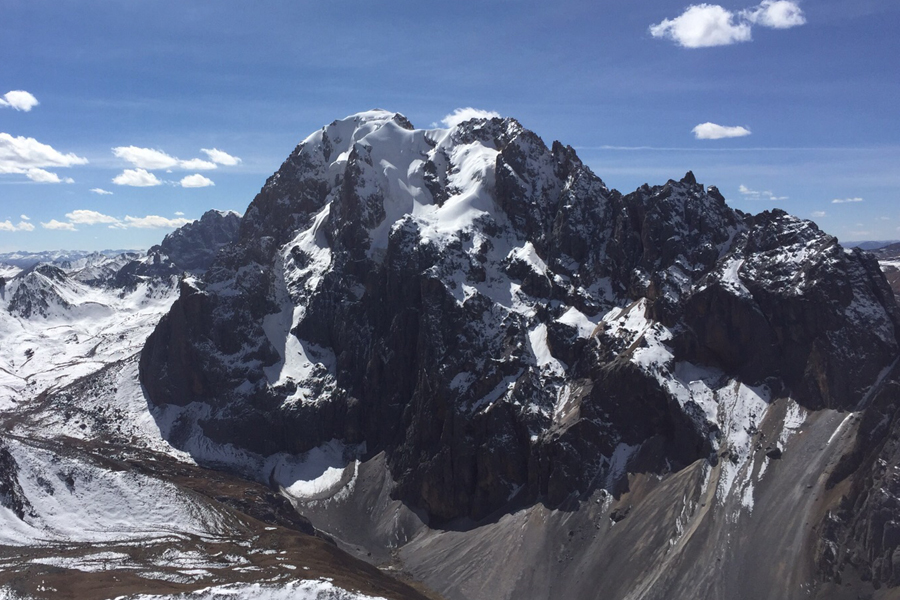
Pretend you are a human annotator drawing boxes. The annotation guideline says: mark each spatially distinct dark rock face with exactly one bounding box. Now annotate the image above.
[0,438,32,521]
[140,110,900,526]
[819,372,900,588]
[158,209,242,272]
[115,210,241,288]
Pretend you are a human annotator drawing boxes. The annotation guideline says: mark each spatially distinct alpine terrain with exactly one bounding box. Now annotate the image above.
[0,209,430,600]
[3,110,900,600]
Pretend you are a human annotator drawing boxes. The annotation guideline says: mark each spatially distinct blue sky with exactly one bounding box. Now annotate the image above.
[1,0,898,252]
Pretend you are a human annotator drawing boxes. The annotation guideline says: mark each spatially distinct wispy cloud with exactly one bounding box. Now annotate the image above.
[650,1,805,48]
[811,211,827,218]
[0,219,34,232]
[112,168,162,187]
[832,197,864,204]
[741,0,806,28]
[441,108,501,128]
[179,158,217,170]
[201,148,242,166]
[0,90,39,112]
[0,133,88,179]
[41,219,78,231]
[90,188,113,195]
[122,215,191,229]
[739,184,788,200]
[66,209,121,225]
[26,168,74,184]
[40,209,193,231]
[114,145,238,171]
[113,146,179,170]
[693,123,751,140]
[180,174,214,188]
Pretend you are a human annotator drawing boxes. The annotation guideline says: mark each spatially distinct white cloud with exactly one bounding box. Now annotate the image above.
[741,0,806,28]
[122,215,192,229]
[174,211,185,216]
[20,214,30,220]
[738,184,787,200]
[179,158,217,170]
[112,146,179,170]
[112,168,162,187]
[649,4,752,48]
[26,168,73,184]
[811,211,827,218]
[0,220,34,232]
[441,108,502,129]
[115,146,243,171]
[0,90,39,112]
[41,219,77,231]
[65,209,121,225]
[0,133,88,176]
[90,188,113,195]
[693,122,752,139]
[180,174,215,188]
[832,197,864,204]
[650,1,805,48]
[201,148,242,166]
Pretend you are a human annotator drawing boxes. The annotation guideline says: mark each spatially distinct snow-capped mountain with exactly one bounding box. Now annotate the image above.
[4,110,900,599]
[138,110,900,598]
[0,249,134,270]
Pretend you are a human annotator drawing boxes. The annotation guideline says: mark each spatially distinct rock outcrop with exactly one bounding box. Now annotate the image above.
[114,209,241,287]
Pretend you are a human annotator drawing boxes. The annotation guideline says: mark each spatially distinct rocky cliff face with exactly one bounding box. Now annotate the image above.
[140,110,900,534]
[114,209,241,287]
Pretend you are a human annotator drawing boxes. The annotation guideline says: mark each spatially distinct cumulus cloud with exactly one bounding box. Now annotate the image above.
[0,220,34,232]
[0,133,88,177]
[650,1,805,48]
[811,211,827,218]
[123,215,191,229]
[832,197,864,204]
[26,168,73,184]
[441,108,502,129]
[113,146,179,170]
[650,4,752,48]
[738,184,787,201]
[20,215,30,220]
[65,209,121,225]
[201,148,242,166]
[179,158,217,170]
[741,0,806,28]
[90,188,113,195]
[41,219,77,231]
[0,90,39,112]
[180,174,214,188]
[693,122,752,139]
[112,168,162,187]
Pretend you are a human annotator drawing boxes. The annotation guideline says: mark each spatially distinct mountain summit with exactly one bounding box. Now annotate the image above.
[140,110,900,598]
